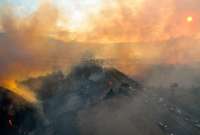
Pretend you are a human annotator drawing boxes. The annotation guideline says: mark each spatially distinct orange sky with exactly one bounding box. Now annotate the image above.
[0,0,200,102]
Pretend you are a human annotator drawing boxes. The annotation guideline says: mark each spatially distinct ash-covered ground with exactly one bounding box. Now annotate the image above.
[0,61,200,135]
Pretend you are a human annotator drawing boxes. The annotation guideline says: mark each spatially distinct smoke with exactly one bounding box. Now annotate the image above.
[1,0,200,77]
[77,93,166,135]
[0,1,200,135]
[0,0,200,102]
[77,0,199,42]
[81,0,172,42]
[0,2,93,102]
[0,2,60,102]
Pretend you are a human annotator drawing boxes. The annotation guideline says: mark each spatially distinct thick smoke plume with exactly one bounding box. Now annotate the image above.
[0,0,200,102]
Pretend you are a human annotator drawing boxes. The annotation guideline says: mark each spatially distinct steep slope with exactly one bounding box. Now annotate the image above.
[0,87,39,135]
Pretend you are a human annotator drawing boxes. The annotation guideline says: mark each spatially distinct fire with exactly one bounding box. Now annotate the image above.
[8,120,13,127]
[2,81,38,104]
[0,0,200,100]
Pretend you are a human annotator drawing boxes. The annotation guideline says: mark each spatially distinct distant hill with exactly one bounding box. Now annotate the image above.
[23,61,141,135]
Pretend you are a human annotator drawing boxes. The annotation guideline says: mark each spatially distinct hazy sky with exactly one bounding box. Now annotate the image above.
[0,0,200,102]
[0,0,38,15]
[0,0,198,37]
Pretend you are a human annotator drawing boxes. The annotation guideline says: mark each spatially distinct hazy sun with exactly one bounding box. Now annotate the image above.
[57,0,103,31]
[187,16,193,23]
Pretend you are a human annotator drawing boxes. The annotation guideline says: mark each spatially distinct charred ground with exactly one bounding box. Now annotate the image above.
[0,62,200,135]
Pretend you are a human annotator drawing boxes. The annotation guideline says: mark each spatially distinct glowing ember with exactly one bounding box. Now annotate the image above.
[9,120,13,127]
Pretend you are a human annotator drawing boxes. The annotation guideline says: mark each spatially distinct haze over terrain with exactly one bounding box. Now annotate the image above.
[0,0,200,101]
[0,1,200,135]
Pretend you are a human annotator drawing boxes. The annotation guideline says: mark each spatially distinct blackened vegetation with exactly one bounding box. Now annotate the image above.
[2,61,140,135]
[33,62,140,135]
[1,62,200,135]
